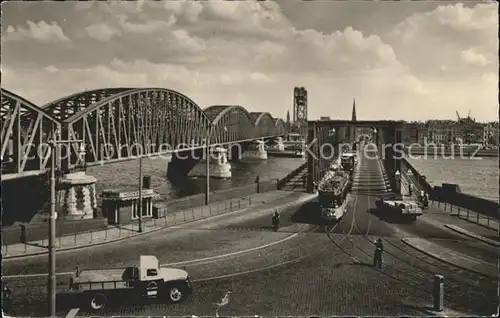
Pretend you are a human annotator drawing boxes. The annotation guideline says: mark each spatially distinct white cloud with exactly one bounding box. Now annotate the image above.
[84,23,120,41]
[3,20,70,43]
[1,2,498,121]
[44,65,58,73]
[461,48,488,66]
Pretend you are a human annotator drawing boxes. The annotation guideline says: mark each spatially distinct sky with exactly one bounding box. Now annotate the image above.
[1,0,498,122]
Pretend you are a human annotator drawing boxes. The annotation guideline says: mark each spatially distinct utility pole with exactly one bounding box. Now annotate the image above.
[48,133,84,317]
[48,141,56,317]
[138,155,143,232]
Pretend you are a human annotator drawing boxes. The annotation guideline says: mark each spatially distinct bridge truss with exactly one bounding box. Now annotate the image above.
[2,88,287,177]
[1,89,62,180]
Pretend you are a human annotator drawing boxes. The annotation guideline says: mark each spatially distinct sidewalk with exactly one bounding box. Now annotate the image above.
[402,237,497,278]
[2,191,301,260]
[431,200,499,231]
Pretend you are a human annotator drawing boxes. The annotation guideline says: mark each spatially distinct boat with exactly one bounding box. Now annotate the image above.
[267,133,306,158]
[318,166,351,222]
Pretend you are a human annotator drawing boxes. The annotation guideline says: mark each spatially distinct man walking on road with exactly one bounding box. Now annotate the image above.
[373,238,383,269]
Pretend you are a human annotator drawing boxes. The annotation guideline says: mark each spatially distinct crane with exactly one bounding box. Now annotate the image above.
[456,110,461,121]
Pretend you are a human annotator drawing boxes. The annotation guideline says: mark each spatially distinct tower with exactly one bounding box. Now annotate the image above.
[349,99,357,142]
[293,87,308,123]
[286,110,291,127]
[351,99,357,121]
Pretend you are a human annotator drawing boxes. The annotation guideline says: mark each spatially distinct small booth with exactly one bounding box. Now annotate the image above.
[101,189,156,225]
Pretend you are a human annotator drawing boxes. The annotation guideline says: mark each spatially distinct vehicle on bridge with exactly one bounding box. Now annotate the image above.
[318,167,351,222]
[340,152,357,172]
[60,255,192,311]
[374,197,422,222]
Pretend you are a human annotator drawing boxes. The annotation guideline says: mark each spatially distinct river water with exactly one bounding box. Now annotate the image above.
[407,157,498,201]
[88,157,305,200]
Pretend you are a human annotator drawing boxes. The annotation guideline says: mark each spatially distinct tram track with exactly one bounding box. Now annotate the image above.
[6,224,327,316]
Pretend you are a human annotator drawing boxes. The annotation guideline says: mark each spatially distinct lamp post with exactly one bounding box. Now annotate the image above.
[395,169,401,194]
[47,130,85,317]
[205,123,214,206]
[138,155,143,233]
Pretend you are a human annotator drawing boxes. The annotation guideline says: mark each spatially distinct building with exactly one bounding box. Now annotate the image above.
[402,119,487,146]
[483,122,499,146]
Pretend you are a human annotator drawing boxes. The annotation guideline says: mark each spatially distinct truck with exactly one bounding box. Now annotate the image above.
[61,255,192,311]
[374,198,423,222]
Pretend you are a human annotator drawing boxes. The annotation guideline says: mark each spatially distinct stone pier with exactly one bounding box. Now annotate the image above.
[275,137,285,151]
[32,171,98,222]
[58,172,98,220]
[244,140,268,160]
[189,146,232,179]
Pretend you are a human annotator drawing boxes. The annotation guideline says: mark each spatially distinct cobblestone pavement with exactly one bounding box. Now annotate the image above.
[4,149,498,316]
[2,191,292,259]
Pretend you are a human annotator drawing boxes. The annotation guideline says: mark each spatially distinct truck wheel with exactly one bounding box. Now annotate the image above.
[89,293,107,311]
[167,286,184,303]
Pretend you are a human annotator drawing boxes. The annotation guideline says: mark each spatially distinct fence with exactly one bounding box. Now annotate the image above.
[2,195,256,257]
[400,157,499,222]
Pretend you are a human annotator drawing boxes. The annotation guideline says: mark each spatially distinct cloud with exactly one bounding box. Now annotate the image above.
[1,1,497,121]
[461,48,488,66]
[3,20,70,43]
[388,2,497,78]
[84,23,121,41]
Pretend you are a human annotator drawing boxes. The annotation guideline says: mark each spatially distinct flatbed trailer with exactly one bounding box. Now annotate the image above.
[375,198,422,221]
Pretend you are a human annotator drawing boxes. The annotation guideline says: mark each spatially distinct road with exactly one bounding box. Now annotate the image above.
[4,145,498,316]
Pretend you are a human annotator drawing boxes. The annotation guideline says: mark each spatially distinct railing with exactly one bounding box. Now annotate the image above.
[276,162,307,190]
[400,157,499,227]
[2,196,256,258]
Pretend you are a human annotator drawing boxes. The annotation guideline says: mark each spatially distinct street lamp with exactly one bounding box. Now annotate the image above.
[205,123,214,206]
[138,154,144,233]
[395,169,401,194]
[48,130,85,317]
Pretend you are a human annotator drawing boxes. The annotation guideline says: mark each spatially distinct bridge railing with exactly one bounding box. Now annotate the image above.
[401,158,499,221]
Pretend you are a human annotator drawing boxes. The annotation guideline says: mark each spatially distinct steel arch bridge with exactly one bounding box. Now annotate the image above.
[1,88,287,179]
[1,89,61,181]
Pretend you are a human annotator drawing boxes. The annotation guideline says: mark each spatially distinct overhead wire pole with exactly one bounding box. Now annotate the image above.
[48,130,85,317]
[205,123,214,205]
[138,154,143,232]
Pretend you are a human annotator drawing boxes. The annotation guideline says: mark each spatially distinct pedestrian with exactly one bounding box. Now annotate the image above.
[373,238,383,269]
[408,183,413,196]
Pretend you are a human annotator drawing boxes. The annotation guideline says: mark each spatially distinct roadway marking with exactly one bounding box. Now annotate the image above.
[65,308,80,318]
[163,232,300,266]
[3,232,301,279]
[192,258,303,282]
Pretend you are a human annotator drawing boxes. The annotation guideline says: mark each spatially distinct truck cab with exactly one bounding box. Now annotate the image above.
[66,255,192,311]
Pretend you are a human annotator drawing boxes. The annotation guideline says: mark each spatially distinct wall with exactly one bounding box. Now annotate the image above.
[155,164,305,215]
[2,218,108,245]
[401,157,499,220]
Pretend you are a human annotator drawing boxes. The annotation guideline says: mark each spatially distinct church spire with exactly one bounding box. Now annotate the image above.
[351,99,357,121]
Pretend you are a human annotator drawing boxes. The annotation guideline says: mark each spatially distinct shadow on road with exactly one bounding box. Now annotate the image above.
[290,201,335,226]
[367,207,415,225]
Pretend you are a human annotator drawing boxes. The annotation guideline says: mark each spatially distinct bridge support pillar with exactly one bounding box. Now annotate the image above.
[32,172,98,222]
[243,140,267,160]
[58,172,98,220]
[274,137,285,151]
[189,146,232,179]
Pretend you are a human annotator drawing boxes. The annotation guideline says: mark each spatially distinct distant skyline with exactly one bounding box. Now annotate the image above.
[1,1,498,122]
